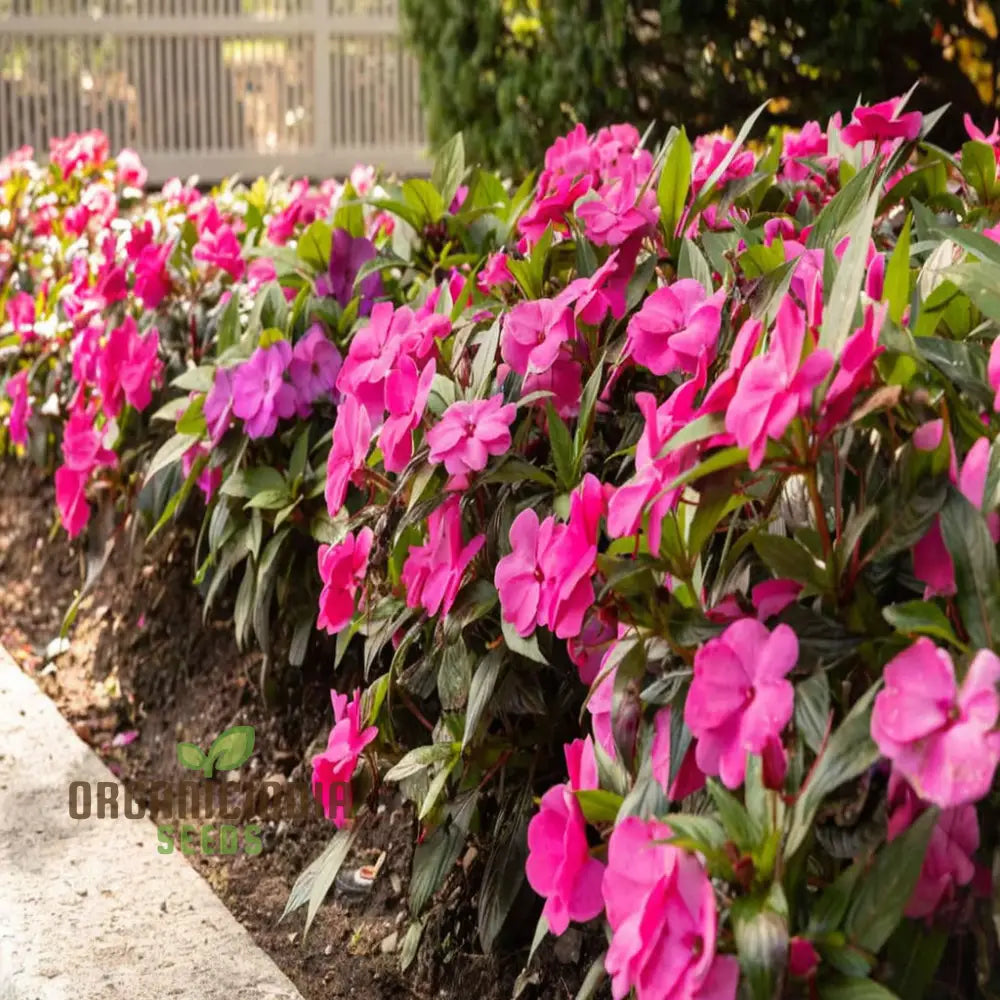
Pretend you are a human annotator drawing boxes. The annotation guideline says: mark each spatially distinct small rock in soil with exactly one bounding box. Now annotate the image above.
[553,928,582,965]
[380,932,398,955]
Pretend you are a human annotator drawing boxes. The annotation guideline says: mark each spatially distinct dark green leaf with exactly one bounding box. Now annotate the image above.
[795,669,831,755]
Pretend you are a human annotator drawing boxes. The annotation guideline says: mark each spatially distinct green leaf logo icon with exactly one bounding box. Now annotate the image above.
[175,725,255,778]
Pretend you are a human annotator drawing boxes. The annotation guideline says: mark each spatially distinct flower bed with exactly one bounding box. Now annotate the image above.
[5,94,1000,999]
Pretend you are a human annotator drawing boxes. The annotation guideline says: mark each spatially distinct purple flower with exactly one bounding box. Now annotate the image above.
[231,342,298,439]
[315,230,383,316]
[289,324,343,413]
[204,367,235,445]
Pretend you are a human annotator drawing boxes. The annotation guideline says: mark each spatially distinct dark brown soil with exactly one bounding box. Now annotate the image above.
[0,461,598,1000]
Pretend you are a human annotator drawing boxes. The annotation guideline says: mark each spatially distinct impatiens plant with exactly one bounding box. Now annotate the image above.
[10,89,1000,998]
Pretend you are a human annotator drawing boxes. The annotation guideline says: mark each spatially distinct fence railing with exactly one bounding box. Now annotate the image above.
[0,0,428,182]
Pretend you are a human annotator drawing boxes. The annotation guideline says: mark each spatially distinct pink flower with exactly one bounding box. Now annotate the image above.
[116,147,147,187]
[522,354,583,420]
[781,121,829,182]
[887,770,979,920]
[872,639,1000,807]
[98,316,163,416]
[965,113,1000,147]
[325,395,372,514]
[193,221,245,280]
[55,466,90,537]
[426,395,516,476]
[501,298,576,375]
[568,610,616,685]
[289,325,342,410]
[559,246,633,326]
[651,707,706,801]
[989,337,1000,410]
[62,408,116,473]
[913,437,1000,598]
[602,816,738,1000]
[626,280,725,376]
[133,240,173,309]
[181,443,221,500]
[692,135,756,194]
[311,689,377,826]
[5,369,30,446]
[495,508,559,637]
[576,163,658,247]
[317,528,374,634]
[401,496,484,616]
[725,296,833,469]
[541,474,604,639]
[6,291,35,340]
[841,98,922,147]
[588,659,617,757]
[479,251,515,291]
[684,619,798,788]
[379,357,435,474]
[232,341,297,439]
[525,737,605,935]
[204,367,235,445]
[819,303,886,432]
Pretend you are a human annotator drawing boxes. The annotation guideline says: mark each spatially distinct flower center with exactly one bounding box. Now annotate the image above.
[464,420,477,437]
[744,685,755,705]
[690,935,704,958]
[947,703,962,724]
[534,567,544,582]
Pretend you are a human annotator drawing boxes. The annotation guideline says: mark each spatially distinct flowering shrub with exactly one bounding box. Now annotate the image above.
[8,92,1000,997]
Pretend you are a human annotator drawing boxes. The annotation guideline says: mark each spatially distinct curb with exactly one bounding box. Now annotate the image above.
[0,645,305,1000]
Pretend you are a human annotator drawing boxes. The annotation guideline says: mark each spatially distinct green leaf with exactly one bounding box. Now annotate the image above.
[432,133,466,209]
[300,827,359,940]
[546,402,575,489]
[882,600,960,646]
[574,954,608,1000]
[171,365,217,393]
[437,640,473,710]
[206,724,256,774]
[795,669,831,754]
[653,413,726,460]
[297,219,332,271]
[885,922,948,1000]
[403,177,446,225]
[819,178,881,355]
[574,789,623,824]
[409,794,476,915]
[477,789,529,953]
[176,742,206,771]
[753,533,829,591]
[883,214,912,325]
[143,433,199,484]
[785,686,880,858]
[657,127,692,246]
[939,487,1000,649]
[818,977,901,1000]
[463,648,504,748]
[809,859,865,934]
[678,238,713,292]
[573,356,605,465]
[961,140,999,202]
[385,743,458,782]
[707,779,761,851]
[692,101,769,209]
[844,808,937,952]
[501,620,548,664]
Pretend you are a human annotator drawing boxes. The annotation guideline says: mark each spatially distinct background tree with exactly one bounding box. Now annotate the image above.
[400,0,1000,173]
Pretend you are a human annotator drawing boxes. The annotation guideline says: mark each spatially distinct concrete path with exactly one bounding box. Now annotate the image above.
[0,646,305,1000]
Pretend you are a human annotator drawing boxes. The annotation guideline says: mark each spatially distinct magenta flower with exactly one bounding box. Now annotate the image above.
[379,358,436,474]
[181,443,222,501]
[692,134,755,194]
[558,247,633,326]
[525,737,606,936]
[626,279,725,376]
[495,508,560,637]
[989,337,1000,411]
[576,163,658,247]
[781,121,830,182]
[204,367,235,445]
[317,528,374,634]
[192,221,245,280]
[819,303,886,432]
[725,296,833,469]
[872,639,1000,807]
[401,496,484,617]
[289,324,342,410]
[311,689,378,826]
[602,816,738,1000]
[684,619,798,789]
[567,610,616,685]
[541,474,604,639]
[98,316,163,416]
[6,291,36,340]
[115,147,147,187]
[841,97,922,147]
[522,354,583,420]
[232,341,297,439]
[61,408,116,473]
[325,394,372,515]
[133,240,173,309]
[501,298,576,375]
[426,395,516,476]
[5,369,30,446]
[788,938,820,979]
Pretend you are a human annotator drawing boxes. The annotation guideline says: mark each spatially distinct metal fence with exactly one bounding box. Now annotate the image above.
[0,0,428,183]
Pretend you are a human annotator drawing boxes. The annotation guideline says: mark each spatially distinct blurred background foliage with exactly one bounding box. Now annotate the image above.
[401,0,1000,174]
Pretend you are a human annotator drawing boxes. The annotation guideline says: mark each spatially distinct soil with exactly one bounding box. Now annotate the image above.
[0,462,599,1000]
